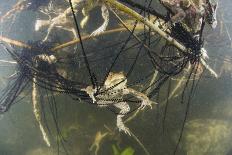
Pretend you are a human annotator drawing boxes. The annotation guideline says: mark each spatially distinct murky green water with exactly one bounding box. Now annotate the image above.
[0,0,232,155]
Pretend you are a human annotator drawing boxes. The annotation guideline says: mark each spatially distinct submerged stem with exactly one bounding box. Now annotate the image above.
[32,76,51,147]
[104,0,187,52]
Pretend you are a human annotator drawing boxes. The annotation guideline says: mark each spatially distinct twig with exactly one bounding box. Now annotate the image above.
[0,25,147,52]
[51,26,137,51]
[104,0,186,52]
[0,0,27,22]
[32,76,51,147]
[0,35,31,49]
[130,131,150,155]
[0,59,17,64]
[145,70,158,95]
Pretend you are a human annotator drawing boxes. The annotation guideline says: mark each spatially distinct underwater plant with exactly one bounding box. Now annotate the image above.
[0,0,223,154]
[112,144,135,155]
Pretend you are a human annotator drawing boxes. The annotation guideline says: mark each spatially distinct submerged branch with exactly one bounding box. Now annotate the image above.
[0,35,31,49]
[104,0,186,52]
[32,76,51,147]
[0,59,17,64]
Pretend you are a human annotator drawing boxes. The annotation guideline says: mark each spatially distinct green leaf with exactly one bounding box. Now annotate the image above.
[112,144,120,155]
[121,147,135,155]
